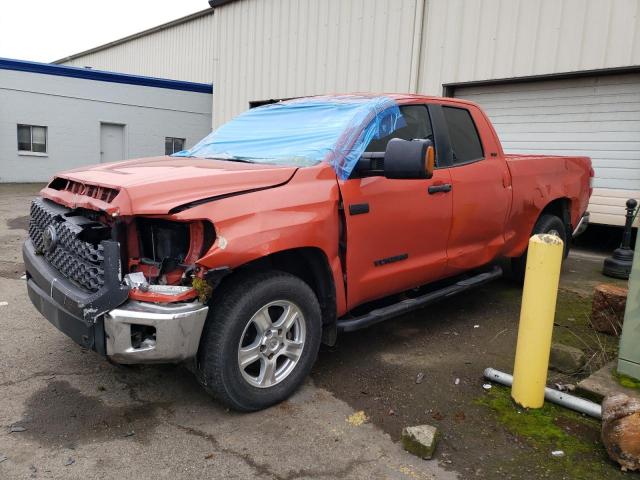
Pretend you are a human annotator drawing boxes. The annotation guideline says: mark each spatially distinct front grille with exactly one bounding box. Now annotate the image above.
[29,198,106,292]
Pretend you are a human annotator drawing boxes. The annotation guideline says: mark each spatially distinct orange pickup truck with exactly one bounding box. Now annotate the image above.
[24,94,592,410]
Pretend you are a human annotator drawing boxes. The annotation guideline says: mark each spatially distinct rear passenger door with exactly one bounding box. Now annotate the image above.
[440,104,511,274]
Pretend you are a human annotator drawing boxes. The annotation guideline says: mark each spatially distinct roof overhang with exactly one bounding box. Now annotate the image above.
[0,57,213,94]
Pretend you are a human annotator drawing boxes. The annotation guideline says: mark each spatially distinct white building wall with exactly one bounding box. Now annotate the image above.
[419,0,640,94]
[209,0,640,125]
[58,0,640,126]
[210,0,422,126]
[61,11,216,84]
[0,69,212,182]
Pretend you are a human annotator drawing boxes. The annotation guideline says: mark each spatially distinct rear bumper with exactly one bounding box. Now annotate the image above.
[572,212,589,237]
[24,239,208,364]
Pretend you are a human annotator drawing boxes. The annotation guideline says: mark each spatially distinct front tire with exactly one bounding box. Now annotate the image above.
[196,270,322,411]
[511,213,568,284]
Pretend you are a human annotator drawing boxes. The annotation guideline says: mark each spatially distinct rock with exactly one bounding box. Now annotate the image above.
[602,393,640,471]
[9,425,26,433]
[591,284,628,336]
[401,424,440,460]
[415,372,425,384]
[549,343,586,373]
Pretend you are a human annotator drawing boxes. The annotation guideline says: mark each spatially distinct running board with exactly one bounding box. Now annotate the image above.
[336,265,503,332]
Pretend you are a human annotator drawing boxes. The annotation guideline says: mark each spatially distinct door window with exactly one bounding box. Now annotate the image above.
[442,106,483,165]
[365,105,433,152]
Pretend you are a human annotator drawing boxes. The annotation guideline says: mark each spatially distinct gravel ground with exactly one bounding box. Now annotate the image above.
[0,184,454,480]
[0,183,628,479]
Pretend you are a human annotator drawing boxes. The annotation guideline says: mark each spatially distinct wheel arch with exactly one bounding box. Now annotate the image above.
[540,197,572,231]
[504,196,572,259]
[223,247,338,345]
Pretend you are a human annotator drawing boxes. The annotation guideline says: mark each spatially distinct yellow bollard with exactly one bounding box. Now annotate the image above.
[511,233,564,408]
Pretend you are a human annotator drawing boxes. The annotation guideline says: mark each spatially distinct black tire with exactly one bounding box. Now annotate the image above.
[196,270,322,411]
[511,214,568,284]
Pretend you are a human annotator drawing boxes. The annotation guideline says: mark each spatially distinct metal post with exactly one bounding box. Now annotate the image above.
[603,198,637,280]
[511,234,564,408]
[617,247,640,379]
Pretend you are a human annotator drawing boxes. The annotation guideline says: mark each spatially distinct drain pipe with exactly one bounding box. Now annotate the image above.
[484,368,602,419]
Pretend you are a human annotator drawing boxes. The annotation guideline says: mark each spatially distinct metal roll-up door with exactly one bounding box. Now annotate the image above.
[453,73,640,226]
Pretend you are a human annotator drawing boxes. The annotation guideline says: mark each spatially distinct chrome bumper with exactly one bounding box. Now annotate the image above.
[572,212,590,237]
[105,300,208,364]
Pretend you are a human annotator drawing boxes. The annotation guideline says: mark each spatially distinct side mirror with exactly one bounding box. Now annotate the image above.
[383,138,434,180]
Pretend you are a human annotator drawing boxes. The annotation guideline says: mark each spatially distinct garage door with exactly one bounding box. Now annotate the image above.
[453,73,640,226]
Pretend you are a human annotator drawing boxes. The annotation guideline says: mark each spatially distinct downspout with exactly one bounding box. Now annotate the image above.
[408,0,427,94]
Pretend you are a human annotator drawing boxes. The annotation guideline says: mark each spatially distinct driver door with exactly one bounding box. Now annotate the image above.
[338,105,453,309]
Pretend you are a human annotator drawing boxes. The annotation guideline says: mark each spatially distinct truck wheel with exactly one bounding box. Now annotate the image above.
[196,271,321,411]
[511,214,567,284]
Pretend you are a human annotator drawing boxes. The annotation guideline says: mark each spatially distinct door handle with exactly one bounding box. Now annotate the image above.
[428,183,452,194]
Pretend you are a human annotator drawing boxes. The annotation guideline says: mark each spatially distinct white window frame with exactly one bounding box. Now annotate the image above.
[165,136,186,155]
[17,124,48,157]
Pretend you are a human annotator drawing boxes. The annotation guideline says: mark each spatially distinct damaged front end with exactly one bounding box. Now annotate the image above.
[23,195,217,364]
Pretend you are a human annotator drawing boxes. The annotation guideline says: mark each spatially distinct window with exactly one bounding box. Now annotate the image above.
[442,106,483,164]
[17,125,47,153]
[165,137,185,155]
[365,105,433,153]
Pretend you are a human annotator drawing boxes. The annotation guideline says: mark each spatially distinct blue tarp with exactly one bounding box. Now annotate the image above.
[173,95,404,180]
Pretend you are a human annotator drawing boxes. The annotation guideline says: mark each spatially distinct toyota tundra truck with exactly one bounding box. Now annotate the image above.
[23,94,592,411]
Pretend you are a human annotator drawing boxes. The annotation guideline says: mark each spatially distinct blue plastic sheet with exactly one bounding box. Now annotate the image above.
[173,95,405,180]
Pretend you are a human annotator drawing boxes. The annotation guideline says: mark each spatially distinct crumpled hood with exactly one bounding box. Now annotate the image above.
[41,156,298,216]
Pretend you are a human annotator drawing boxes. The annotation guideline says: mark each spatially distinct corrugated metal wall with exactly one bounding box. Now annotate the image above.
[63,11,216,84]
[61,0,640,125]
[419,0,640,94]
[209,0,640,125]
[210,0,421,126]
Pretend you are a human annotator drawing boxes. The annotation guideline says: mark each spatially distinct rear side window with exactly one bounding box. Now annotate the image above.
[442,106,483,165]
[365,105,433,152]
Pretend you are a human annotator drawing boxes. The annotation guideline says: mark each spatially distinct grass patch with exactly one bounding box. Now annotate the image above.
[476,385,624,479]
[553,288,618,375]
[613,370,640,390]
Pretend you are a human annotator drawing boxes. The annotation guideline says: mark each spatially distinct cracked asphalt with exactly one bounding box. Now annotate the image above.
[0,184,455,480]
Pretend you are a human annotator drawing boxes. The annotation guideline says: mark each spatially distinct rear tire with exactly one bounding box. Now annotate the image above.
[196,270,322,411]
[511,214,567,284]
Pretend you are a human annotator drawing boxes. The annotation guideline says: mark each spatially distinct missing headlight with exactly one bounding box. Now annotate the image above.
[137,218,190,263]
[130,218,215,286]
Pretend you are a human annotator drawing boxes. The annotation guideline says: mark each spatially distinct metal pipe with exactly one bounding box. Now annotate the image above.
[484,368,602,419]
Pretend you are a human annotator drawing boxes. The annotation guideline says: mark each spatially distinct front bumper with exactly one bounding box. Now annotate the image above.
[24,239,208,364]
[105,301,208,364]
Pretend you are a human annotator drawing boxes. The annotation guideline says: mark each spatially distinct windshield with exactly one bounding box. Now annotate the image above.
[172,95,405,180]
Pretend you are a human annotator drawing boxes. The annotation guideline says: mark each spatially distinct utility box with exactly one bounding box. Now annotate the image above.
[618,248,640,379]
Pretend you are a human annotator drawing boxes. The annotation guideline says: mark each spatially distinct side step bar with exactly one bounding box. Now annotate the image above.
[337,265,503,332]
